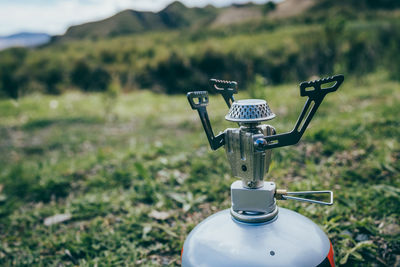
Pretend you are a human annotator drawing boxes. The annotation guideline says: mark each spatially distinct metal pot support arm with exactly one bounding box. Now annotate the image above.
[187,79,237,150]
[209,79,238,108]
[187,91,225,150]
[255,75,344,150]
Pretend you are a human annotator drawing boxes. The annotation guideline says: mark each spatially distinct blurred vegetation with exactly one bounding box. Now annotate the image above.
[0,73,398,266]
[262,2,276,15]
[0,2,400,98]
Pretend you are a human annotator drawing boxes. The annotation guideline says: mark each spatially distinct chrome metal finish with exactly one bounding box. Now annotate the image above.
[231,180,276,214]
[225,99,275,123]
[225,124,275,188]
[282,190,334,206]
[230,206,279,223]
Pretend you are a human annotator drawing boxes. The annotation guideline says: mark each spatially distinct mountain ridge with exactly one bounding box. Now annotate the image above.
[55,1,301,42]
[0,32,50,50]
[55,1,220,41]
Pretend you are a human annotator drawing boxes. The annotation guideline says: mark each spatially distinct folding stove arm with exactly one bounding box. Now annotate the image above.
[209,79,238,108]
[187,91,225,150]
[186,79,238,150]
[255,75,344,150]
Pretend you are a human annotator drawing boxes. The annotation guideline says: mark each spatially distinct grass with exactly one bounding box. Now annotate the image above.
[0,72,399,266]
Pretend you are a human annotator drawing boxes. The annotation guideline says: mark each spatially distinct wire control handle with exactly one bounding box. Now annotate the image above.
[255,75,344,150]
[187,91,225,150]
[276,189,333,206]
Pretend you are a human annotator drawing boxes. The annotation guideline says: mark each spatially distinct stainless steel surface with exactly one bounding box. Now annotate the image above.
[225,124,275,188]
[230,206,279,223]
[225,99,276,123]
[231,180,276,214]
[282,190,334,206]
[182,208,331,267]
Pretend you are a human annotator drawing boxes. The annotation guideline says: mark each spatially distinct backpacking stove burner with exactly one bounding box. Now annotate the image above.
[225,99,275,122]
[182,75,344,267]
[187,74,344,221]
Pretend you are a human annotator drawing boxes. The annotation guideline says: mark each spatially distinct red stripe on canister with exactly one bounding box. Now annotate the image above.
[181,247,183,261]
[327,241,335,267]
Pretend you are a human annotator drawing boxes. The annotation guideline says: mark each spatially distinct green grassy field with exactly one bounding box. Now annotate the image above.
[0,72,399,266]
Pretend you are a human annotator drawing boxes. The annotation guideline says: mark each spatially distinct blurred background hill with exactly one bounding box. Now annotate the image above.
[1,0,399,98]
[0,33,51,50]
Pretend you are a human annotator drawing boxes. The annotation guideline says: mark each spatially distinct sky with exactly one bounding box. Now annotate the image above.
[0,0,271,36]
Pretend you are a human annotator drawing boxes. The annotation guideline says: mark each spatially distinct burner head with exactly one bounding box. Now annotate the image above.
[225,99,275,123]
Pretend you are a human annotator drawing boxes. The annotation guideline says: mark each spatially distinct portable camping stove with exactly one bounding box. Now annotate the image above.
[182,75,344,267]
